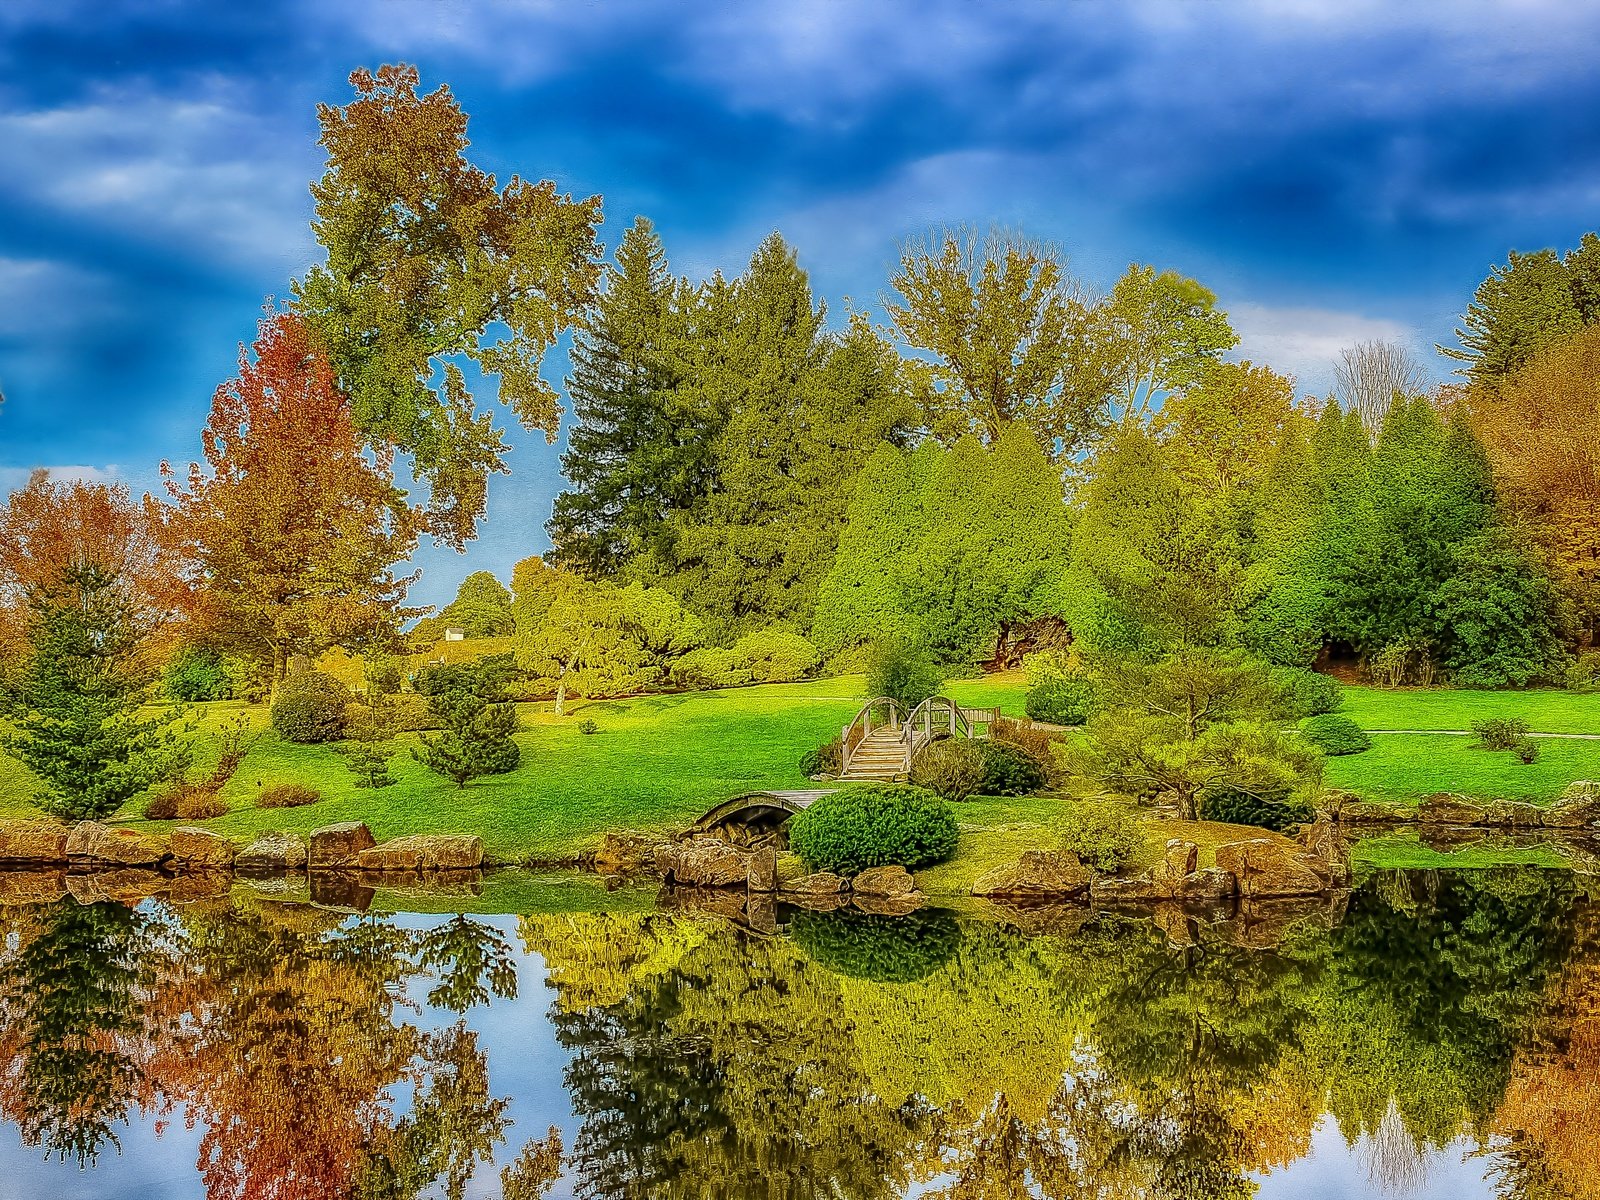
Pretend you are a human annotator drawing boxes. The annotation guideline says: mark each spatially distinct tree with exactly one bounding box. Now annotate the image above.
[1333,340,1427,436]
[1432,529,1565,688]
[412,660,521,787]
[886,226,1104,458]
[295,63,603,547]
[1158,360,1304,502]
[1096,263,1238,425]
[164,311,420,686]
[0,564,187,821]
[412,572,515,644]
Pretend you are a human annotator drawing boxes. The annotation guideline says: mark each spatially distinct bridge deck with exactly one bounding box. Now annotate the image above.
[685,789,838,838]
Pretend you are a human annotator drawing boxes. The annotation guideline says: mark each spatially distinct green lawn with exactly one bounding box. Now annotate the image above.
[1340,685,1600,734]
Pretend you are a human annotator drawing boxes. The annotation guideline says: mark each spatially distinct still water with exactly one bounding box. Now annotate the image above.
[0,867,1594,1199]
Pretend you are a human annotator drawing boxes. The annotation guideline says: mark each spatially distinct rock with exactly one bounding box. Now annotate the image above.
[308,822,376,869]
[1336,800,1408,824]
[1089,873,1167,903]
[171,826,235,869]
[1544,783,1600,828]
[235,831,309,873]
[652,837,750,887]
[0,870,67,905]
[1417,794,1490,826]
[1483,801,1547,828]
[593,831,664,873]
[1172,867,1237,904]
[1162,839,1199,879]
[853,864,916,897]
[1213,838,1331,899]
[783,871,849,896]
[66,821,169,867]
[0,819,68,864]
[746,847,777,893]
[852,891,925,916]
[1296,821,1352,888]
[356,834,484,872]
[972,851,1094,899]
[65,868,169,907]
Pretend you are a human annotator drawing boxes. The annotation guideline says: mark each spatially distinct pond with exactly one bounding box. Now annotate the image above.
[0,867,1594,1199]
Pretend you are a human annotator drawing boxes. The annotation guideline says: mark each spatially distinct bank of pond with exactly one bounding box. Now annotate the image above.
[0,863,1596,1199]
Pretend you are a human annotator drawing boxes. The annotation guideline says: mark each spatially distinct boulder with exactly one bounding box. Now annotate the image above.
[1162,839,1199,879]
[853,864,916,897]
[1417,794,1490,826]
[1171,867,1237,904]
[1544,782,1600,828]
[171,826,235,869]
[235,831,309,873]
[783,871,849,895]
[1213,838,1331,899]
[1089,873,1167,903]
[0,819,68,864]
[746,847,777,893]
[1336,800,1408,824]
[308,822,376,869]
[593,831,664,873]
[66,821,169,867]
[652,837,749,887]
[356,834,484,872]
[1483,801,1547,828]
[972,851,1094,899]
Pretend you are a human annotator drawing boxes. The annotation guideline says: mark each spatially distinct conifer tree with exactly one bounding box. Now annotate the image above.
[412,660,521,788]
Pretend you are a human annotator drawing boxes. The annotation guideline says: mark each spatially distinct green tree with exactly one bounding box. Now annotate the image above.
[412,659,521,787]
[295,64,603,548]
[1097,263,1238,425]
[0,564,186,821]
[1433,528,1566,688]
[413,571,516,644]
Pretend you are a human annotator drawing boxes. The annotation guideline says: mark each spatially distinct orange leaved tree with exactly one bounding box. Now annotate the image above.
[164,311,421,685]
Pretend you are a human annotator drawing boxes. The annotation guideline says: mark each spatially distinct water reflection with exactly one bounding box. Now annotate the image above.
[0,869,1593,1198]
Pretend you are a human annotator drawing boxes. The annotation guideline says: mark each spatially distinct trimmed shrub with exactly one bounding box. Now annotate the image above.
[991,717,1068,784]
[256,782,321,808]
[1565,652,1600,694]
[732,627,821,684]
[270,671,351,743]
[1473,718,1531,751]
[909,739,987,801]
[864,639,945,709]
[1513,736,1541,764]
[1057,801,1143,873]
[798,736,842,778]
[1025,675,1096,726]
[1300,714,1371,756]
[1272,668,1344,718]
[976,740,1047,796]
[669,647,750,690]
[790,908,961,983]
[787,785,958,875]
[164,647,232,702]
[1200,787,1313,833]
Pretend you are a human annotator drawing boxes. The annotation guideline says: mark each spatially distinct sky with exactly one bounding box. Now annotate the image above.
[3,0,1600,609]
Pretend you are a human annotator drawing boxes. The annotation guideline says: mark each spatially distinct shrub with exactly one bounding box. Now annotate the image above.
[412,669,522,788]
[864,638,945,709]
[577,718,599,735]
[144,784,228,821]
[164,647,232,702]
[1025,675,1096,725]
[1200,787,1313,833]
[669,647,750,690]
[1565,652,1600,693]
[991,717,1068,783]
[799,736,842,777]
[270,671,351,743]
[732,627,821,684]
[1514,737,1541,764]
[1300,714,1371,756]
[223,655,269,704]
[1057,801,1143,873]
[1473,717,1531,751]
[787,785,958,875]
[909,739,987,801]
[257,782,322,808]
[790,908,961,983]
[350,693,436,733]
[976,740,1047,796]
[1271,668,1344,718]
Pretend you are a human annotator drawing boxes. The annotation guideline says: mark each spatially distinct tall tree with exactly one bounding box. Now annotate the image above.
[1333,340,1427,436]
[295,64,603,547]
[164,312,421,685]
[1096,263,1237,425]
[412,571,515,644]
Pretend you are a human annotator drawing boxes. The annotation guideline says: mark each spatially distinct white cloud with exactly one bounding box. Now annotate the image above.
[0,464,122,494]
[1225,301,1429,396]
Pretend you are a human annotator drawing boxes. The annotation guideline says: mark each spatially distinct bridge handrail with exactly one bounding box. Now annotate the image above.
[900,695,975,770]
[839,696,908,777]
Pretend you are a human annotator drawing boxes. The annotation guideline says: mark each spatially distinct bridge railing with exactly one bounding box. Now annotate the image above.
[901,695,977,768]
[839,696,908,776]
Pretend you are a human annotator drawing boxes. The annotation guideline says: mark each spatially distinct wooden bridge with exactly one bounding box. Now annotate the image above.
[684,789,837,844]
[839,695,999,781]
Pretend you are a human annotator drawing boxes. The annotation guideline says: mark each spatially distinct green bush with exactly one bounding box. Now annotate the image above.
[1271,668,1344,718]
[790,908,961,983]
[1473,717,1531,751]
[991,717,1067,784]
[798,736,842,778]
[257,782,322,808]
[787,785,958,875]
[1025,675,1096,725]
[1513,736,1541,764]
[864,638,945,709]
[976,740,1047,796]
[1199,787,1313,833]
[270,671,351,743]
[1299,714,1371,756]
[732,627,821,684]
[163,647,232,702]
[577,718,599,735]
[669,647,750,690]
[909,739,987,801]
[1057,801,1143,873]
[1565,652,1600,693]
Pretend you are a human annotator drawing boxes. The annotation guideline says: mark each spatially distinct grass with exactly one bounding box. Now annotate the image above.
[1339,685,1600,735]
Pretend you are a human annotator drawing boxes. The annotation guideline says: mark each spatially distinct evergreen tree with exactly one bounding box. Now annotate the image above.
[1433,529,1566,688]
[412,660,521,788]
[1239,423,1329,666]
[0,564,186,821]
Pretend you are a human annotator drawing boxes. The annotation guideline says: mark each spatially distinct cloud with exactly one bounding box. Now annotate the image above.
[0,464,122,493]
[1225,301,1426,396]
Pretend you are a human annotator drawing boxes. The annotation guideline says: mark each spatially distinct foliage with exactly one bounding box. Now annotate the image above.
[163,646,233,702]
[413,663,522,788]
[341,700,398,789]
[787,784,959,875]
[799,736,842,777]
[1513,737,1541,764]
[789,908,961,983]
[1566,651,1600,693]
[1025,674,1096,725]
[0,564,187,821]
[1299,714,1371,756]
[577,718,599,736]
[1271,667,1344,718]
[1473,718,1532,751]
[1198,786,1313,832]
[990,716,1067,783]
[864,637,946,709]
[412,572,516,643]
[974,739,1047,796]
[270,670,352,744]
[730,627,820,683]
[1057,800,1143,872]
[295,63,603,547]
[1433,529,1565,688]
[257,781,322,808]
[909,739,988,801]
[145,714,256,818]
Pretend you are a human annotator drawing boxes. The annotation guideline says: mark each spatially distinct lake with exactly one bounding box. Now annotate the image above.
[0,867,1593,1199]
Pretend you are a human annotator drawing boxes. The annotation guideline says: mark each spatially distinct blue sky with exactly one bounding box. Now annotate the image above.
[2,0,1599,609]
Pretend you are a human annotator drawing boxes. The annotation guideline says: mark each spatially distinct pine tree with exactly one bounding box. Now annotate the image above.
[412,661,521,788]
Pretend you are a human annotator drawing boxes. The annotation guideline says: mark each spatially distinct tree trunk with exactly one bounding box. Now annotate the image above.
[554,677,567,717]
